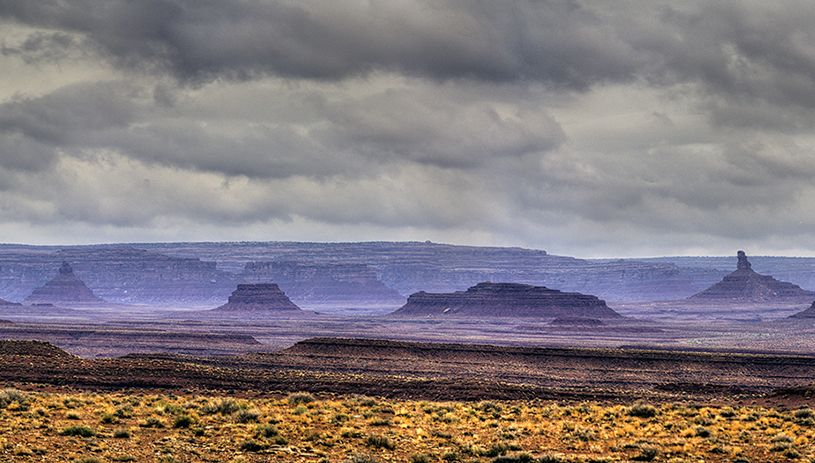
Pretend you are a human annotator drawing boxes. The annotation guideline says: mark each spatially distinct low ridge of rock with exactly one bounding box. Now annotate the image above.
[549,316,605,326]
[389,281,621,319]
[687,251,815,303]
[22,261,110,308]
[210,283,301,314]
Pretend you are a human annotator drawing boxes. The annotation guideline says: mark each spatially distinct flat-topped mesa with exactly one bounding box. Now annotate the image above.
[22,261,110,308]
[389,281,621,319]
[688,251,815,303]
[210,283,301,314]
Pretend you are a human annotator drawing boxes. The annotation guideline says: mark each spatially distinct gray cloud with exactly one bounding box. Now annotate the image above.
[2,1,815,257]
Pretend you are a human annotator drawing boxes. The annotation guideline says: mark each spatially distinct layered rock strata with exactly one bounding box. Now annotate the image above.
[687,251,815,303]
[389,281,621,318]
[211,283,301,314]
[241,260,404,307]
[23,261,110,308]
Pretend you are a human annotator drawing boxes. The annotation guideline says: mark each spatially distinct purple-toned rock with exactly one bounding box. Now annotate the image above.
[389,281,621,319]
[22,261,110,308]
[687,251,815,303]
[211,283,301,314]
[789,301,815,319]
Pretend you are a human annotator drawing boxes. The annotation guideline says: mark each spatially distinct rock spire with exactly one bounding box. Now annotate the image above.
[23,261,109,307]
[687,251,815,303]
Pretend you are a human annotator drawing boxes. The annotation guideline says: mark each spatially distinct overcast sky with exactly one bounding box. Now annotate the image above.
[1,1,815,258]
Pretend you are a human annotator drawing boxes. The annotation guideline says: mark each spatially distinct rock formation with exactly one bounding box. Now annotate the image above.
[210,283,301,315]
[687,251,815,303]
[389,281,621,319]
[789,301,815,319]
[241,260,405,308]
[22,261,110,308]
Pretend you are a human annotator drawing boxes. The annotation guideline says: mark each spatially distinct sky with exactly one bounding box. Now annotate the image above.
[1,1,815,258]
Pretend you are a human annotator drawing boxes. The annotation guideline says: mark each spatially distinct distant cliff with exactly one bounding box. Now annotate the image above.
[390,281,621,319]
[241,260,405,308]
[0,247,240,306]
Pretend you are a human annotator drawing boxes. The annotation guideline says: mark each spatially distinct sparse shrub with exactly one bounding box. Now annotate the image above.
[100,412,119,424]
[632,444,659,461]
[538,455,564,463]
[0,389,28,409]
[112,455,137,462]
[365,433,395,450]
[60,425,97,437]
[343,453,381,463]
[493,453,535,463]
[240,439,269,452]
[200,397,242,415]
[628,403,658,418]
[139,416,165,428]
[441,451,460,461]
[288,392,315,405]
[113,428,131,438]
[74,458,104,463]
[255,423,280,438]
[235,407,261,423]
[693,426,711,438]
[409,454,433,463]
[173,413,195,428]
[485,442,511,457]
[292,405,308,415]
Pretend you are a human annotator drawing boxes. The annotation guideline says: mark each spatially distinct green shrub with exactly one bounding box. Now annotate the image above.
[342,454,380,463]
[0,389,28,409]
[113,428,131,438]
[139,417,165,428]
[409,454,433,463]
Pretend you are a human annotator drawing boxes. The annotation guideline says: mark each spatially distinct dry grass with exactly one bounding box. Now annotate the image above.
[0,388,813,462]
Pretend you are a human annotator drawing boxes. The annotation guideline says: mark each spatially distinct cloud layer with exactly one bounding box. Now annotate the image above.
[2,0,815,257]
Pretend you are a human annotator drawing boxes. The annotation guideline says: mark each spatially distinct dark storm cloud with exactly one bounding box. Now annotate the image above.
[0,0,642,87]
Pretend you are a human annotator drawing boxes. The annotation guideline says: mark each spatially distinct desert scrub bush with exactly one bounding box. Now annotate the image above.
[631,444,660,461]
[255,423,280,438]
[288,391,315,405]
[235,407,261,423]
[0,388,28,409]
[60,424,97,437]
[365,433,395,450]
[66,410,83,420]
[292,405,308,415]
[343,453,381,463]
[627,402,658,418]
[139,416,166,428]
[408,453,434,463]
[172,413,195,428]
[74,458,104,463]
[492,453,536,463]
[113,428,131,438]
[200,397,243,415]
[240,439,270,452]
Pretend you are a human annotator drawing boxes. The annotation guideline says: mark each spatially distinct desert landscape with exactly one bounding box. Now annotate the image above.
[1,242,815,462]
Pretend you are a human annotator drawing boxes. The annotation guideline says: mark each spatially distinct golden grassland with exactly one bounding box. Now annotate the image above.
[1,388,814,463]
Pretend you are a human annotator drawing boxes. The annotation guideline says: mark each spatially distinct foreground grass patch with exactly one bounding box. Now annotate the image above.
[0,388,812,462]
